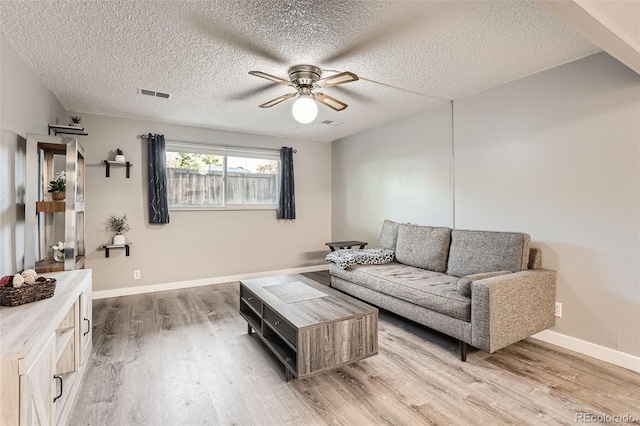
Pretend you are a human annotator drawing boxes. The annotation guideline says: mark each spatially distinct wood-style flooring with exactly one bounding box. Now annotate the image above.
[70,272,640,425]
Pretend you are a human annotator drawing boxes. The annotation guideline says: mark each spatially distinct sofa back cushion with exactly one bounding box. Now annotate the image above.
[446,230,531,277]
[395,224,452,272]
[379,220,401,250]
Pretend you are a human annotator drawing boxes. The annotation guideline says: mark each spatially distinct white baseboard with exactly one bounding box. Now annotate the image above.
[532,330,640,373]
[92,264,330,300]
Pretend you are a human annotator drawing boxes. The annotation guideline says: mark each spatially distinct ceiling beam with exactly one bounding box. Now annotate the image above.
[536,0,640,74]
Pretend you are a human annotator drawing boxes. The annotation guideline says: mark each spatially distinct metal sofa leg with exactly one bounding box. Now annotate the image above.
[460,341,468,362]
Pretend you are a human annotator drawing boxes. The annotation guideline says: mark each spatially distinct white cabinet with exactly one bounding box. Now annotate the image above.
[0,270,92,426]
[20,334,55,426]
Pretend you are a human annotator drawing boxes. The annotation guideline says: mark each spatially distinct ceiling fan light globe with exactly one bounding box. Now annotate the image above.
[292,96,318,124]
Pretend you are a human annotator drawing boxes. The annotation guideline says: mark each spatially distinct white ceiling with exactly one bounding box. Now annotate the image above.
[0,1,599,142]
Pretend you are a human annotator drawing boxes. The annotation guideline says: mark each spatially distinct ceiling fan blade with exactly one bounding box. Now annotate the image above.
[316,72,359,88]
[314,93,348,111]
[259,93,297,108]
[249,71,294,87]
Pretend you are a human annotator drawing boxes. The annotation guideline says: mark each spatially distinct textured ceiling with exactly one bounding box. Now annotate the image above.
[0,1,599,142]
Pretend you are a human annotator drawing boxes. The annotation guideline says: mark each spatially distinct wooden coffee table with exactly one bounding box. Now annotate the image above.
[239,274,378,381]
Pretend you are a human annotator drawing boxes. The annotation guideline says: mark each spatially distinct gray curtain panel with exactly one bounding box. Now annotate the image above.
[147,133,170,224]
[278,147,296,220]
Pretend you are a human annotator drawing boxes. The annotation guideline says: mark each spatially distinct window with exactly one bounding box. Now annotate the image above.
[165,143,279,210]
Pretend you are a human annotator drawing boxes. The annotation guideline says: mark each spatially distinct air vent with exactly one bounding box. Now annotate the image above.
[138,88,172,99]
[321,120,343,126]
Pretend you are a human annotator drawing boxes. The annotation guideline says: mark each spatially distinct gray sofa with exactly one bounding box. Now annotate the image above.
[329,220,556,361]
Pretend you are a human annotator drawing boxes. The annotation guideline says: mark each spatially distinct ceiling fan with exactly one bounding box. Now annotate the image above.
[248,65,359,123]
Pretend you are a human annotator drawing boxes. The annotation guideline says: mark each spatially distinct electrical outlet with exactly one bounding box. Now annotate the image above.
[133,270,141,280]
[555,302,562,318]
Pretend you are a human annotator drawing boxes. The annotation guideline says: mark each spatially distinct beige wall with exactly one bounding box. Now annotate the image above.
[0,33,67,274]
[331,103,453,244]
[70,113,331,292]
[332,52,640,357]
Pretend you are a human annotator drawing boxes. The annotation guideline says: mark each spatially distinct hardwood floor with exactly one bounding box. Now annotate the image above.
[70,272,640,425]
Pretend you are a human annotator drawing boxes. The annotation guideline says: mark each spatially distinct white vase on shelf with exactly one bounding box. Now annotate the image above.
[114,155,126,162]
[113,233,126,245]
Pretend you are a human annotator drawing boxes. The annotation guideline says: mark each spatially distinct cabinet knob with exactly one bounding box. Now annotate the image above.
[274,321,281,325]
[247,297,254,301]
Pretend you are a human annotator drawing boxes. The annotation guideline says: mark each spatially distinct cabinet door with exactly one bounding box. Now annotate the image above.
[20,334,55,426]
[79,284,92,366]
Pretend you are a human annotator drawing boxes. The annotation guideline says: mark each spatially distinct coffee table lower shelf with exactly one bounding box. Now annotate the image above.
[239,276,378,382]
[240,306,298,381]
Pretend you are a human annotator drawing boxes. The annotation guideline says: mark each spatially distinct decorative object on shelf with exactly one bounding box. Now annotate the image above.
[47,171,66,201]
[51,241,65,263]
[114,148,126,162]
[52,192,65,201]
[106,214,131,244]
[69,115,82,127]
[0,271,57,306]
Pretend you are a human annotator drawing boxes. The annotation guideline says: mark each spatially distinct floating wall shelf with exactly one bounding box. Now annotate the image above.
[100,243,131,258]
[35,201,66,213]
[35,256,85,273]
[48,124,88,136]
[102,160,132,178]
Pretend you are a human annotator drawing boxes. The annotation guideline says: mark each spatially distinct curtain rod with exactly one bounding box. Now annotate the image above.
[137,134,296,153]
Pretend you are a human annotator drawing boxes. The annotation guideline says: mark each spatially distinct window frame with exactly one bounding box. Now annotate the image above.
[165,142,280,211]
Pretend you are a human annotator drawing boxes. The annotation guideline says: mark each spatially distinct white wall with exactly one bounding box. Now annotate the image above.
[332,103,453,244]
[70,113,331,292]
[0,33,67,275]
[332,52,640,358]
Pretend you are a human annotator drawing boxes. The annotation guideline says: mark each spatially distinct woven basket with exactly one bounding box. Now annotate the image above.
[0,279,57,307]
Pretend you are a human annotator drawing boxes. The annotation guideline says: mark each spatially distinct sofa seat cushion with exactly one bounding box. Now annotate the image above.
[447,230,531,277]
[330,262,471,321]
[395,224,452,273]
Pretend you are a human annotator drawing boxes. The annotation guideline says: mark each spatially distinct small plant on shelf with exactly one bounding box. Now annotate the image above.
[106,214,131,245]
[47,171,66,200]
[106,214,131,233]
[114,148,126,162]
[69,116,82,126]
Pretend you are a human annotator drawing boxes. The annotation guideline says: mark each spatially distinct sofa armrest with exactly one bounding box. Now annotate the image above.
[471,269,556,353]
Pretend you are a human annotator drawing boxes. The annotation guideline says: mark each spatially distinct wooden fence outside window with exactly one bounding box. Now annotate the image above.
[167,168,278,206]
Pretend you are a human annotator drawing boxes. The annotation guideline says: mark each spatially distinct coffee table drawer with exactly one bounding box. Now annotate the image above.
[263,305,297,347]
[240,285,262,314]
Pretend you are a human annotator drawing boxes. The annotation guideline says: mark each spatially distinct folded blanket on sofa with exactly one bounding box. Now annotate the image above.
[326,247,395,270]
